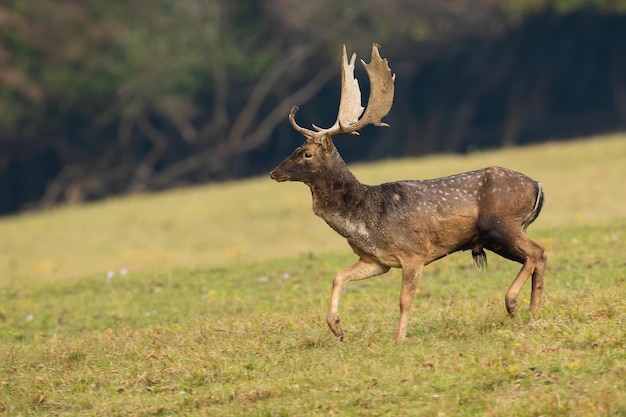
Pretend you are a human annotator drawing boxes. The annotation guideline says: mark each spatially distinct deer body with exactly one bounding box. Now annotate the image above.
[271,45,546,341]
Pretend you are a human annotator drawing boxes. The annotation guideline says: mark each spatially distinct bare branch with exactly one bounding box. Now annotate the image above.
[224,47,319,148]
[198,64,230,145]
[148,63,335,187]
[236,64,336,153]
[132,115,170,190]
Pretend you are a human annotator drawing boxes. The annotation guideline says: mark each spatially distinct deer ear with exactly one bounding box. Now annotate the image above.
[316,134,334,152]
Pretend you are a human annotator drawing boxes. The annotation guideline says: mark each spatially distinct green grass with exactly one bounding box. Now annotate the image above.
[1,135,625,415]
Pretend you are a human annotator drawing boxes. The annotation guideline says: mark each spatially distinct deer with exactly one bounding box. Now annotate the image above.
[270,44,546,342]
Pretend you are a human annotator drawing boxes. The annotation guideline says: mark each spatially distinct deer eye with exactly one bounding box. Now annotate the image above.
[303,152,313,159]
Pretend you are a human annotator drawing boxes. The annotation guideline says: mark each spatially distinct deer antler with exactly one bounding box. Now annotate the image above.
[337,44,395,135]
[289,44,395,138]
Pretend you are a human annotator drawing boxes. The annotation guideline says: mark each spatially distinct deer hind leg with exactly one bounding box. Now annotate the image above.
[396,260,425,342]
[529,245,547,313]
[327,258,389,341]
[484,228,546,316]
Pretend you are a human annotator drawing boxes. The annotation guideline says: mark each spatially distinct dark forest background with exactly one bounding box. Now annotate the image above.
[1,0,625,215]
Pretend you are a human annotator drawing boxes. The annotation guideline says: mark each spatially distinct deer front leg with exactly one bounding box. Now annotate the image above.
[327,258,389,341]
[396,261,424,342]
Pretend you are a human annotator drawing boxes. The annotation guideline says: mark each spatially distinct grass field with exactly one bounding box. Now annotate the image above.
[0,135,625,416]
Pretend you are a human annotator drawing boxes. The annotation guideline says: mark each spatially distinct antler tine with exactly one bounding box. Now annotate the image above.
[341,44,395,134]
[288,105,315,137]
[310,45,364,135]
[333,45,366,133]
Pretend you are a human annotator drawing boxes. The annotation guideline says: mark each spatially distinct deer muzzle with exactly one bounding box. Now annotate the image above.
[270,167,289,182]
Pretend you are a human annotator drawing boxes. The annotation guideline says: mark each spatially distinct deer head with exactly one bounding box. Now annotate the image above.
[270,44,395,184]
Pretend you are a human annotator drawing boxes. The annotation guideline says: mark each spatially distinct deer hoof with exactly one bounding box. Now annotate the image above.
[505,294,520,316]
[327,316,344,336]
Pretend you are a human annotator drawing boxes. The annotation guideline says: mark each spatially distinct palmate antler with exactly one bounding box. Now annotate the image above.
[289,44,396,138]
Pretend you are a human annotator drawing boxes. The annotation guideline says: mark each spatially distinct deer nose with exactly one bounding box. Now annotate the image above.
[270,167,289,182]
[270,168,282,181]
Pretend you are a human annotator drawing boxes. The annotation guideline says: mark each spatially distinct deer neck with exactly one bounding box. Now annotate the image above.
[307,152,368,222]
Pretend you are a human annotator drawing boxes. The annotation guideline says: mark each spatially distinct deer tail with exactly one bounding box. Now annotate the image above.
[522,182,545,232]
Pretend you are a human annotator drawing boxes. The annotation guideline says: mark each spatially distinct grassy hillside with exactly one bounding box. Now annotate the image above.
[0,134,624,284]
[0,135,625,416]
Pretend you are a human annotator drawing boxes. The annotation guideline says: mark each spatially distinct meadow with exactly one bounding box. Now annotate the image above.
[0,135,625,416]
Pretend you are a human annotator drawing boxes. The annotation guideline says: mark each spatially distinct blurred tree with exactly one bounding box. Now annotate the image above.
[0,0,625,214]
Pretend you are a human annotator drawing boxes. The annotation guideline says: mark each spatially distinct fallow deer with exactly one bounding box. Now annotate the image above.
[270,44,546,342]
